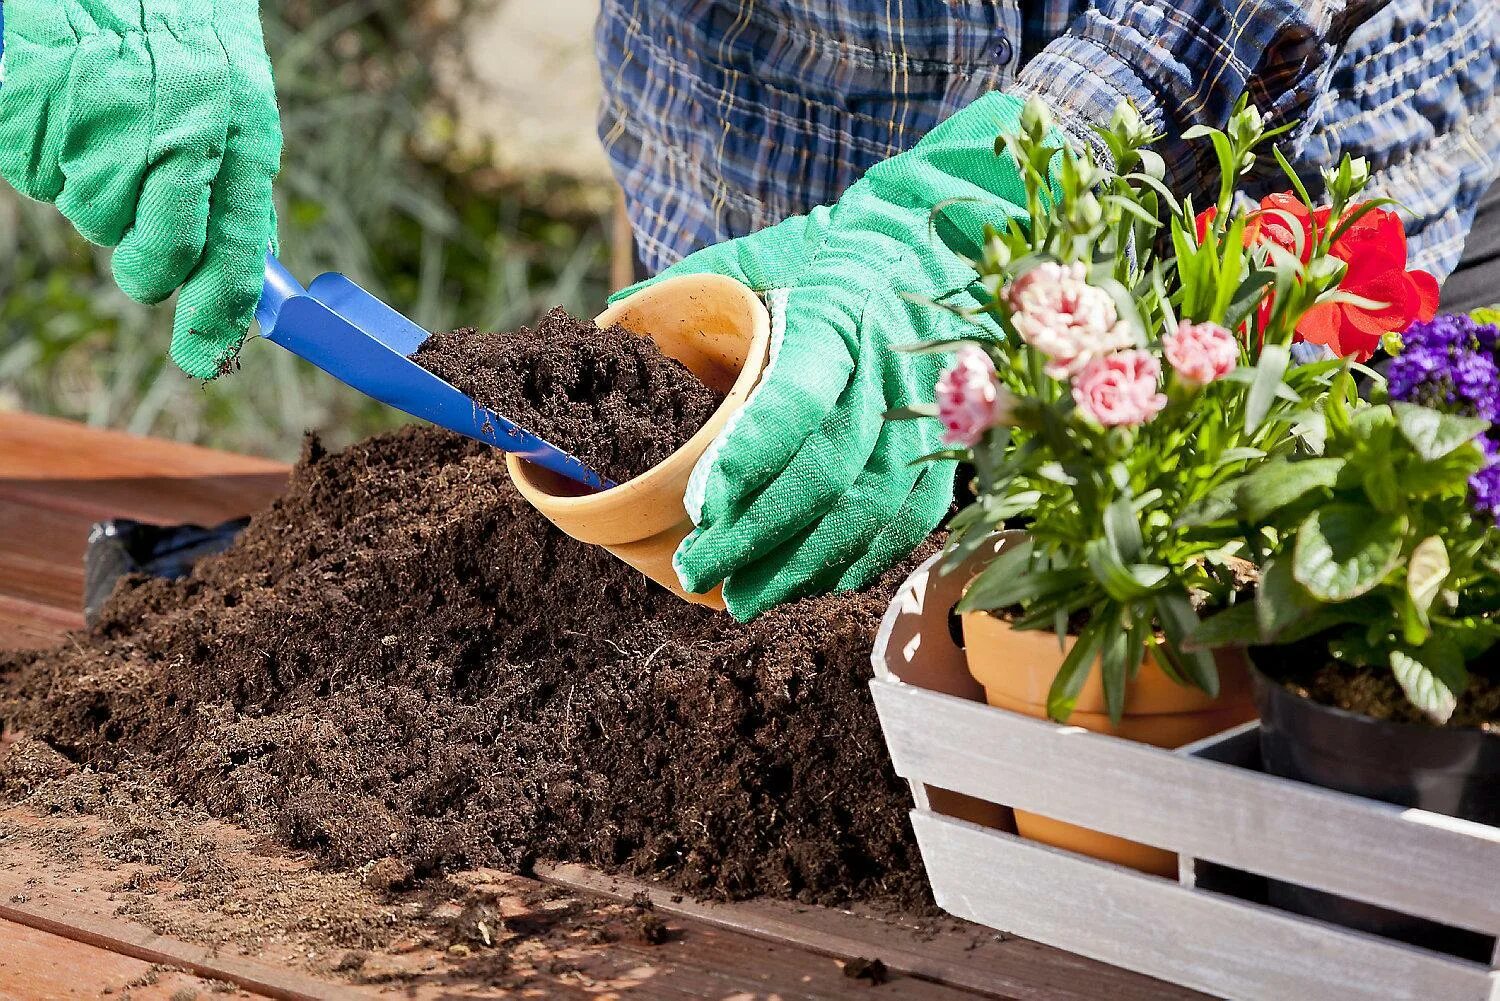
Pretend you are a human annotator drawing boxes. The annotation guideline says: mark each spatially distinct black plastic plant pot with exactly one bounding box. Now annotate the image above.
[1250,654,1500,960]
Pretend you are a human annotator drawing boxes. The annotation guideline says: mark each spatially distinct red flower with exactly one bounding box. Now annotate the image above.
[1192,196,1438,361]
[1252,193,1320,264]
[1295,207,1439,361]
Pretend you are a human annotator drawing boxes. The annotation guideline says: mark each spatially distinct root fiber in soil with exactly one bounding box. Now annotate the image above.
[0,426,933,911]
[412,308,724,483]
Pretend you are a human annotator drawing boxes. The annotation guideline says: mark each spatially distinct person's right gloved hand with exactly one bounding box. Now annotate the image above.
[0,0,282,379]
[613,92,1059,620]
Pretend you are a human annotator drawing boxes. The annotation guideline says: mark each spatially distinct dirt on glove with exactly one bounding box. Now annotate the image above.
[412,308,724,484]
[0,424,934,911]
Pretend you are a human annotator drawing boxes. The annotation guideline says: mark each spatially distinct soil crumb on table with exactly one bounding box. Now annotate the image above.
[412,308,724,483]
[0,426,933,912]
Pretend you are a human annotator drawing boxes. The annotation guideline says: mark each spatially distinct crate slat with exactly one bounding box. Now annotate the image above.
[874,679,1500,935]
[911,811,1500,1001]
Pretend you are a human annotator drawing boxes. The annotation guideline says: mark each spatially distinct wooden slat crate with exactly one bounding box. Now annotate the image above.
[870,533,1500,1001]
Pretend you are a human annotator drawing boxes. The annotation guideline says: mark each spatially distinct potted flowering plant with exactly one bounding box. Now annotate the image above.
[891,97,1438,873]
[1193,313,1500,951]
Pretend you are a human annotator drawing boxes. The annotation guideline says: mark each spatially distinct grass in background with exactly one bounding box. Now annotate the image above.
[0,0,612,460]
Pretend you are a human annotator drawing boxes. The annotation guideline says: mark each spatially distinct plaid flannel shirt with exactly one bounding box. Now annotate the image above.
[597,0,1500,281]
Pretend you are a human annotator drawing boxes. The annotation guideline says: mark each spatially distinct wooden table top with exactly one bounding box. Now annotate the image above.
[0,410,1206,1001]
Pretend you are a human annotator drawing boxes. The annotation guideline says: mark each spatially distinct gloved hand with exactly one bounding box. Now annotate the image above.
[615,92,1049,619]
[0,0,282,379]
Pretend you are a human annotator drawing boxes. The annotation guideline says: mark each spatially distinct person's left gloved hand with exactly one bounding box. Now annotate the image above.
[615,92,1053,619]
[0,0,282,378]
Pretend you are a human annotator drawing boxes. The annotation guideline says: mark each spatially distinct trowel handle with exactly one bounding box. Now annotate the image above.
[257,255,305,332]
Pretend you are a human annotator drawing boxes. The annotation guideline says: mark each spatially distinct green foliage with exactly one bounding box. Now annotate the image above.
[1193,389,1500,723]
[0,0,611,458]
[906,99,1370,723]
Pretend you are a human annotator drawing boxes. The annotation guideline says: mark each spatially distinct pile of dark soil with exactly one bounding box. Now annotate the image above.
[413,309,724,483]
[0,426,932,910]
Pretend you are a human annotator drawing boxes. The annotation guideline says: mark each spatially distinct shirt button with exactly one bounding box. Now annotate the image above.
[994,32,1014,65]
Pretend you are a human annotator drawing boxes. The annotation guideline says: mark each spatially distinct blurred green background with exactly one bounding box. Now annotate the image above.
[0,0,613,460]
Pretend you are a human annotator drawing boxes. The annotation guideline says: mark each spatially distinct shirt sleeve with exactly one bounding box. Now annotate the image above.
[1008,0,1393,192]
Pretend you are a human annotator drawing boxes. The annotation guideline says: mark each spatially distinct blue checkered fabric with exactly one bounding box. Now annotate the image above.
[597,0,1500,281]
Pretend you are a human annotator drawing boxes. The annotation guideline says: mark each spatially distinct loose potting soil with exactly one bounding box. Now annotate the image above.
[0,426,934,911]
[412,308,724,483]
[1288,660,1500,730]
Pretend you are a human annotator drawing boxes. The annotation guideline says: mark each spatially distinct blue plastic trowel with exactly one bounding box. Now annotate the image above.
[255,256,614,491]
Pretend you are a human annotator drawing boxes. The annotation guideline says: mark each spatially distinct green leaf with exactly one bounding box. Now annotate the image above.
[1188,602,1262,648]
[1293,504,1406,601]
[1099,621,1130,724]
[1350,400,1395,440]
[1175,479,1242,528]
[1103,497,1144,563]
[1359,460,1401,514]
[1392,402,1490,461]
[956,541,1038,612]
[1245,344,1291,434]
[1403,442,1489,496]
[1046,621,1104,722]
[1271,145,1314,215]
[1084,537,1163,602]
[1233,457,1344,523]
[959,561,1088,614]
[1406,536,1449,622]
[1256,557,1321,641]
[885,404,940,421]
[1390,641,1467,725]
[1155,594,1220,694]
[893,337,990,357]
[944,533,1030,578]
[1224,270,1275,330]
[1216,447,1267,468]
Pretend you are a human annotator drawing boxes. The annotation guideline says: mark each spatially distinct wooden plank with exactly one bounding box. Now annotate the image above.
[912,811,1499,1001]
[0,548,82,612]
[0,411,287,481]
[0,919,249,1000]
[0,411,286,525]
[873,679,1500,937]
[538,862,1202,1001]
[0,502,97,610]
[1,804,996,1001]
[0,881,373,1001]
[0,593,82,650]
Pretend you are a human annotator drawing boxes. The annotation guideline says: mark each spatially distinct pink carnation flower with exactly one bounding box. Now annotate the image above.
[1163,321,1238,385]
[1007,261,1134,379]
[1072,350,1167,428]
[935,346,1015,447]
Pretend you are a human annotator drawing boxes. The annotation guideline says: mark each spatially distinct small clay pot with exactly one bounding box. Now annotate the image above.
[506,274,771,609]
[1252,657,1500,958]
[961,610,1258,876]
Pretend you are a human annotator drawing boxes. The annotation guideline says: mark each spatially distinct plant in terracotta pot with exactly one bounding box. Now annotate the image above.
[890,98,1438,874]
[1194,314,1500,952]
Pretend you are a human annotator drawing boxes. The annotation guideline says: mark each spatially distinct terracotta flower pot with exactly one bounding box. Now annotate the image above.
[960,609,1257,876]
[507,274,771,609]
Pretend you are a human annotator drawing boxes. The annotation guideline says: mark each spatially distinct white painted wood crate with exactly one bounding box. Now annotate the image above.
[870,534,1500,1001]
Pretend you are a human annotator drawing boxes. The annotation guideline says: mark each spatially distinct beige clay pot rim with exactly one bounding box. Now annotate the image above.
[505,274,772,515]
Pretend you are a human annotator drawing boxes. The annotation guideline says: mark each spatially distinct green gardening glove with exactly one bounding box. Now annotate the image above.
[614,92,1048,620]
[0,0,282,378]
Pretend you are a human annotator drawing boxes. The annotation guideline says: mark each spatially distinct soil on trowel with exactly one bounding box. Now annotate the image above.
[0,426,934,912]
[412,308,724,483]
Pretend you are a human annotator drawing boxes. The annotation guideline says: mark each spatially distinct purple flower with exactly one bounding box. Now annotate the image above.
[1387,314,1500,421]
[1388,314,1500,520]
[1470,461,1500,521]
